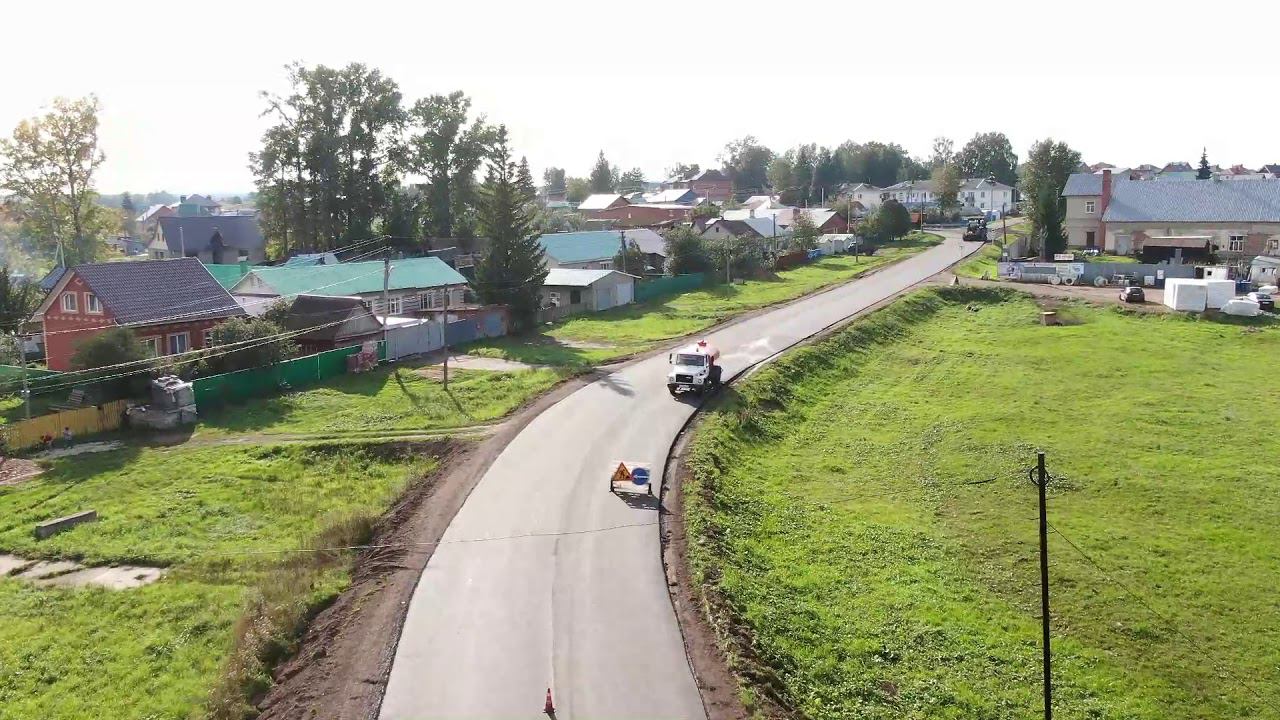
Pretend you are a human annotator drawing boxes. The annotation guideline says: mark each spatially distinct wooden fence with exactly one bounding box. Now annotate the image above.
[3,399,130,451]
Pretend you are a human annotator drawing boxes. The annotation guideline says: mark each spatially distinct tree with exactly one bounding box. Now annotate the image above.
[474,129,548,332]
[929,136,955,170]
[931,162,962,213]
[835,141,914,188]
[665,162,699,181]
[790,210,820,252]
[664,226,712,276]
[407,90,498,240]
[618,167,646,193]
[613,235,647,276]
[720,136,773,195]
[378,185,424,250]
[866,199,912,242]
[1033,184,1066,259]
[1197,148,1212,180]
[1021,138,1082,236]
[588,151,617,193]
[517,157,537,199]
[956,132,1019,186]
[708,234,764,283]
[0,267,39,329]
[251,63,406,255]
[1,96,113,264]
[69,326,151,399]
[565,177,590,203]
[542,167,566,194]
[196,317,296,375]
[120,192,138,237]
[533,207,585,234]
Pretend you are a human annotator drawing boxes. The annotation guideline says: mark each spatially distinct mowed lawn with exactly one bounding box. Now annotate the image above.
[468,233,942,366]
[197,363,569,437]
[0,443,434,719]
[686,287,1280,719]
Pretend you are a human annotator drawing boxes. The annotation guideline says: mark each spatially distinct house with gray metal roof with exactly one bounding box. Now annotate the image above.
[151,214,267,264]
[1062,170,1280,265]
[540,268,636,320]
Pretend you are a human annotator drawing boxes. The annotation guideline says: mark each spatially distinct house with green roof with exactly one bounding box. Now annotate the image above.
[202,261,252,290]
[229,256,469,315]
[537,230,666,272]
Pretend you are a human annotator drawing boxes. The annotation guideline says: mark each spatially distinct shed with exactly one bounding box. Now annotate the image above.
[540,269,637,319]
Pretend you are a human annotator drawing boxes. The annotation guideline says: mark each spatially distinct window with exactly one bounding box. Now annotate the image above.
[167,332,189,355]
[570,289,582,305]
[60,292,78,313]
[84,292,102,314]
[141,336,161,357]
[387,296,402,314]
[426,290,442,309]
[203,329,214,347]
[1228,234,1246,252]
[1085,201,1096,214]
[1086,231,1096,248]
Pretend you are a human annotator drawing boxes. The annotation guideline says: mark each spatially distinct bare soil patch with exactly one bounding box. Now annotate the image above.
[0,456,41,486]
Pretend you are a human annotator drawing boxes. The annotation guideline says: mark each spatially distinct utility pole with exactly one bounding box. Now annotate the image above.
[381,254,391,348]
[179,226,186,258]
[442,286,450,390]
[1034,451,1053,720]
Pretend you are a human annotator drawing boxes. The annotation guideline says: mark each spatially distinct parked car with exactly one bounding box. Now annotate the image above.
[1247,291,1274,312]
[1119,286,1145,303]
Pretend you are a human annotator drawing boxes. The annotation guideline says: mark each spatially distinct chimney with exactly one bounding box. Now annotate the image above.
[238,255,249,276]
[179,195,187,204]
[1099,169,1112,250]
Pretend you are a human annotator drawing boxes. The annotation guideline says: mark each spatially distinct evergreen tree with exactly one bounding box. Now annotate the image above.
[474,129,548,332]
[120,191,135,214]
[1197,148,1212,180]
[517,156,537,198]
[588,151,616,193]
[790,210,820,251]
[1034,184,1067,259]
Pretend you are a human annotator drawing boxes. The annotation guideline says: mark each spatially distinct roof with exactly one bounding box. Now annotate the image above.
[538,231,628,264]
[203,263,250,289]
[283,252,339,267]
[1062,173,1104,196]
[1161,162,1194,173]
[1103,179,1280,223]
[845,183,881,192]
[182,194,220,208]
[577,194,626,211]
[65,258,244,325]
[135,203,171,223]
[543,268,633,287]
[157,215,265,256]
[688,169,727,182]
[39,266,68,293]
[801,209,839,227]
[1251,255,1280,268]
[234,256,467,297]
[1261,164,1280,174]
[706,217,789,238]
[960,178,1014,191]
[282,294,377,342]
[642,188,698,204]
[621,228,666,256]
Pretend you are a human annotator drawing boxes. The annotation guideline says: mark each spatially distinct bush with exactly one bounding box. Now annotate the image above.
[69,326,153,399]
[196,317,297,376]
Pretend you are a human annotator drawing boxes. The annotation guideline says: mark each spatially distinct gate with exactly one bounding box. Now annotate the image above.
[385,321,443,360]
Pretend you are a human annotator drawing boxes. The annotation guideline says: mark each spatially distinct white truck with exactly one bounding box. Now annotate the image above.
[666,340,722,396]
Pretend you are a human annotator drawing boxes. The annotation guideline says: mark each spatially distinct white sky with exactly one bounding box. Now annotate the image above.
[2,1,1275,194]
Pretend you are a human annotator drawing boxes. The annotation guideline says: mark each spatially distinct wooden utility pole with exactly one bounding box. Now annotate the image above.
[442,287,450,390]
[381,255,391,347]
[1035,451,1053,720]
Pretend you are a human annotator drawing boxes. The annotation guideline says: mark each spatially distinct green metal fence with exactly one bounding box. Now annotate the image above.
[634,273,705,303]
[193,342,385,408]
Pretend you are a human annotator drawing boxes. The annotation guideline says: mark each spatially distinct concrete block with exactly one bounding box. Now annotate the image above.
[34,509,97,539]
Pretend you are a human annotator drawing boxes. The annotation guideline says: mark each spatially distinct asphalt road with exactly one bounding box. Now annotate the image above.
[380,231,981,720]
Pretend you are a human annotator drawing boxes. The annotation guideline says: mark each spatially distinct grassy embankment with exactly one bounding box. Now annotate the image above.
[0,442,438,719]
[686,286,1279,719]
[468,233,942,367]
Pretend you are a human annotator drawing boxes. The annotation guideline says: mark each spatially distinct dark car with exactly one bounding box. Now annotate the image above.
[1248,291,1275,312]
[1119,286,1145,303]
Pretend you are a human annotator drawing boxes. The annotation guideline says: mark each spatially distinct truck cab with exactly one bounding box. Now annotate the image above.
[667,340,722,396]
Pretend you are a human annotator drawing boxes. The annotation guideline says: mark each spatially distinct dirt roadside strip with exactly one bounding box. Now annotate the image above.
[254,242,948,719]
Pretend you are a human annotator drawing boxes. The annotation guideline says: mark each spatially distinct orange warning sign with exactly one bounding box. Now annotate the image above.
[610,462,633,484]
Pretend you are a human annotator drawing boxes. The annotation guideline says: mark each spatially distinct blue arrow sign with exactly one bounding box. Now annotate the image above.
[631,467,650,486]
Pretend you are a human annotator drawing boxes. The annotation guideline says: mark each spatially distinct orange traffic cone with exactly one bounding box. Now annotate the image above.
[544,687,555,714]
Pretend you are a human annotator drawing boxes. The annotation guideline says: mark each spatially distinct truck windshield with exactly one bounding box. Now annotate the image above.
[676,353,707,366]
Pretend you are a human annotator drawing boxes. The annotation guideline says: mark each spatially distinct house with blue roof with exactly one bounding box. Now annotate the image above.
[537,229,666,273]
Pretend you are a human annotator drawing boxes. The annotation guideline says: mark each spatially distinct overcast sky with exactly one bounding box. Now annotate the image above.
[3,1,1274,194]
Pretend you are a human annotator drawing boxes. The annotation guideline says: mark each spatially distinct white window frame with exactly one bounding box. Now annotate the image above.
[426,290,442,310]
[84,292,102,314]
[1227,234,1246,252]
[61,292,78,313]
[167,332,189,355]
[1085,200,1096,214]
[203,328,215,347]
[386,296,402,314]
[141,336,161,357]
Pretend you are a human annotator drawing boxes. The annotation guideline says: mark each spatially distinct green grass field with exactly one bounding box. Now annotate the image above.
[0,442,436,719]
[686,287,1279,719]
[468,233,942,367]
[197,363,569,437]
[956,242,1002,278]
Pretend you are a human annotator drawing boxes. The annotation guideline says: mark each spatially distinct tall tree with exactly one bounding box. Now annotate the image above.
[932,162,962,214]
[120,191,137,236]
[251,63,405,255]
[790,210,820,251]
[720,136,773,196]
[1021,138,1082,236]
[588,151,616,193]
[664,226,712,276]
[1197,148,1212,180]
[956,132,1019,186]
[474,129,548,332]
[517,157,537,199]
[1033,184,1066,259]
[408,90,497,240]
[618,167,646,193]
[0,267,40,329]
[565,177,590,203]
[1,96,113,264]
[665,162,700,181]
[378,185,424,250]
[542,167,566,194]
[929,136,955,170]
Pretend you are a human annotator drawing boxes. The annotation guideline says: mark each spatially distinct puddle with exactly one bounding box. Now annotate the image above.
[1,553,166,589]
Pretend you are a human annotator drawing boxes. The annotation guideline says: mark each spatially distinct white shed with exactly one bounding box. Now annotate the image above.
[1163,279,1208,311]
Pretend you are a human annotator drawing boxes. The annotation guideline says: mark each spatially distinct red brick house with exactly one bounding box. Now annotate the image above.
[34,258,246,371]
[670,169,732,202]
[590,203,693,227]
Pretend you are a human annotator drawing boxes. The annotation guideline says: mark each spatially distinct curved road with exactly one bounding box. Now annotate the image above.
[380,231,980,719]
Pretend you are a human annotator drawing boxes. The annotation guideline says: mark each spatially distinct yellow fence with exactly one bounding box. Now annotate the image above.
[3,399,130,452]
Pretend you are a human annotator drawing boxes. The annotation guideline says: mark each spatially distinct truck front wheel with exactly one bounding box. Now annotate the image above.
[667,384,679,396]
